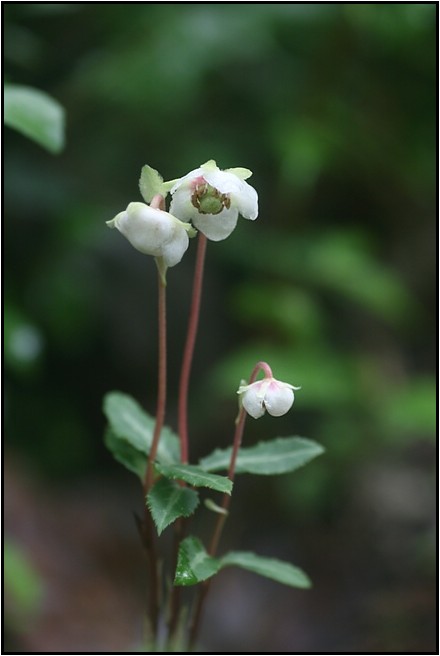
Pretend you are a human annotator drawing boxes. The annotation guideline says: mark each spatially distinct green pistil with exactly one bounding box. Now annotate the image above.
[192,183,230,215]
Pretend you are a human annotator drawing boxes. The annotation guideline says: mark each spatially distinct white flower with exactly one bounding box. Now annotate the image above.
[106,202,194,267]
[237,377,301,419]
[169,160,258,241]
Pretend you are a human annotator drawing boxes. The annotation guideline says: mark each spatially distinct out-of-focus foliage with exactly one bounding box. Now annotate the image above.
[4,3,436,653]
[4,540,44,627]
[4,1,435,472]
[4,84,65,153]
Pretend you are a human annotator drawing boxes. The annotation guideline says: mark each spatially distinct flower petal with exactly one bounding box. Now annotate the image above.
[114,203,174,256]
[161,226,190,267]
[169,187,197,223]
[192,207,239,241]
[263,383,294,417]
[231,179,258,220]
[170,167,205,194]
[202,169,241,195]
[241,388,266,419]
[201,171,258,221]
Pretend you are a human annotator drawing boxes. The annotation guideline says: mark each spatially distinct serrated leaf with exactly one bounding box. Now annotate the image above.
[174,536,220,586]
[4,84,65,153]
[103,391,180,466]
[104,427,147,478]
[199,437,324,475]
[220,551,311,588]
[155,463,232,495]
[147,478,199,536]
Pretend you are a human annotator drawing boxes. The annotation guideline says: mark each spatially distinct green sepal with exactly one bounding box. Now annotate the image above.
[225,167,253,180]
[155,463,232,495]
[199,436,324,476]
[147,478,199,536]
[139,165,170,203]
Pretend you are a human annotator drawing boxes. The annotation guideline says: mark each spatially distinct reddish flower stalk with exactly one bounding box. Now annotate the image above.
[177,233,208,463]
[188,362,272,650]
[142,194,168,642]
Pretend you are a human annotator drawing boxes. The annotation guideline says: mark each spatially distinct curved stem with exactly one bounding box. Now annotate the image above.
[178,233,208,463]
[188,361,271,650]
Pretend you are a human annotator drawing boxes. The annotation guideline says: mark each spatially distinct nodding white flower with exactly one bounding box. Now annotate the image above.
[238,377,301,419]
[169,160,258,241]
[106,202,195,267]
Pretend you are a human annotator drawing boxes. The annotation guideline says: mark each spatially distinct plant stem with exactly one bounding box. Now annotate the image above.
[166,517,185,647]
[144,272,167,491]
[168,234,207,644]
[188,361,271,650]
[188,407,248,651]
[209,361,270,551]
[141,193,168,643]
[177,232,207,463]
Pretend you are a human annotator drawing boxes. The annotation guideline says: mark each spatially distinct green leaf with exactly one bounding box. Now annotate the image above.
[173,540,311,589]
[4,84,65,154]
[174,536,220,586]
[147,478,199,536]
[155,463,233,494]
[220,551,311,588]
[139,165,173,203]
[199,437,324,475]
[104,427,147,478]
[103,391,180,467]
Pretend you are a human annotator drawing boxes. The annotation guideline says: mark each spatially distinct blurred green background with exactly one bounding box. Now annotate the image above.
[4,3,436,653]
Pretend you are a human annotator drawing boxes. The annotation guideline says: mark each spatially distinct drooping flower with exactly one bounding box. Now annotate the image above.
[237,376,301,419]
[169,160,258,241]
[106,202,195,268]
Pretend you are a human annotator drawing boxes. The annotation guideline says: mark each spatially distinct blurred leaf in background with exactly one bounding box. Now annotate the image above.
[4,539,44,630]
[4,84,65,154]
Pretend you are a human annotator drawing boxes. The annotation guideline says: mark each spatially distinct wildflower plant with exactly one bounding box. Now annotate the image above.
[103,160,324,651]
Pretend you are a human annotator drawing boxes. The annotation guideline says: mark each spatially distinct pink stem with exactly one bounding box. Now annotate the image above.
[188,361,273,649]
[144,273,167,491]
[178,233,208,463]
[141,193,167,641]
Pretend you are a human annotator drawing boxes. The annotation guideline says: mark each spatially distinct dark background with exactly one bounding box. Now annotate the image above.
[4,3,437,653]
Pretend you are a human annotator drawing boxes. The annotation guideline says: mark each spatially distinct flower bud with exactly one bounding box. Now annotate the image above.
[106,202,195,267]
[237,377,300,419]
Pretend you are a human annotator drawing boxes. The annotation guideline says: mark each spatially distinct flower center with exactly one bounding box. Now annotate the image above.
[191,180,231,215]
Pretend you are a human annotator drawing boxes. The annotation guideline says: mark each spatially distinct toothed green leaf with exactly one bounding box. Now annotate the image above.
[155,463,232,494]
[174,536,220,586]
[147,478,199,536]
